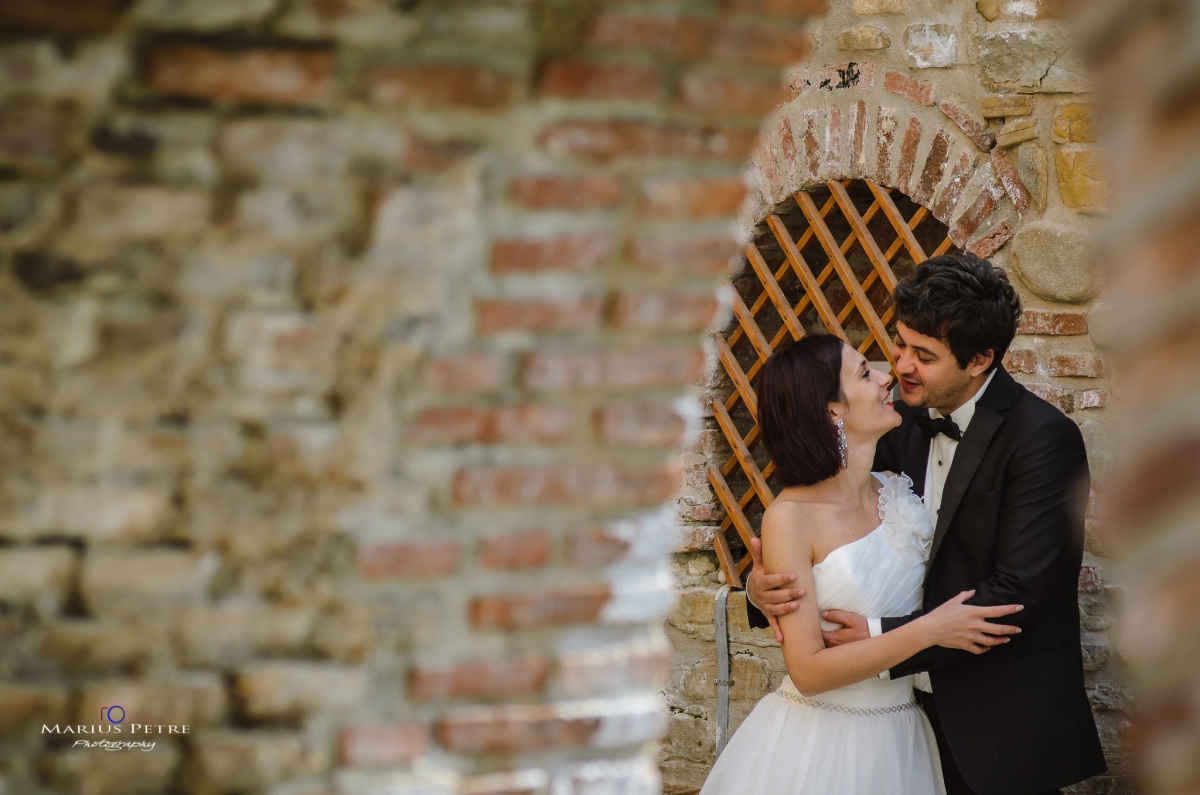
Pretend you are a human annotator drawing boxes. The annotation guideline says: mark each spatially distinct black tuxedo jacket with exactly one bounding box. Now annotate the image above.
[747,367,1105,795]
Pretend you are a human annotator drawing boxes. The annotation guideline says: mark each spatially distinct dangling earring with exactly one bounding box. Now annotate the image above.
[836,418,848,469]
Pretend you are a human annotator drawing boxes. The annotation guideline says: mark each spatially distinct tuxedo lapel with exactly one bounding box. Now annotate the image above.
[905,423,931,498]
[927,369,1020,562]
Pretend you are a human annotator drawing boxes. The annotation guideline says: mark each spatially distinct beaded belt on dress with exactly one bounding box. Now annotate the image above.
[773,688,918,716]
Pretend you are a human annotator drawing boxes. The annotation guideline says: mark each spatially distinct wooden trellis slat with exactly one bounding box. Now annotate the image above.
[707,179,957,588]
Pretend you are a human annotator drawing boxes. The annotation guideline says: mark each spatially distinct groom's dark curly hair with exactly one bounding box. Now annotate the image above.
[893,251,1022,371]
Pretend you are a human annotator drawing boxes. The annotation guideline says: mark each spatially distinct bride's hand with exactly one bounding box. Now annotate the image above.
[922,590,1023,654]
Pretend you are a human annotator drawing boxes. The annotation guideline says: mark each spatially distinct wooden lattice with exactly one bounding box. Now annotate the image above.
[709,179,957,588]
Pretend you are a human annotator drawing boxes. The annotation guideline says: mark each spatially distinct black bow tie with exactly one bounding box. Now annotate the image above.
[914,412,962,441]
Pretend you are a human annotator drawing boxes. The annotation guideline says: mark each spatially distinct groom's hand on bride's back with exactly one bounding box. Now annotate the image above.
[747,536,807,644]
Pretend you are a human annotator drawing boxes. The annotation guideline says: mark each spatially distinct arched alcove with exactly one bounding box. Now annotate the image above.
[708,178,959,586]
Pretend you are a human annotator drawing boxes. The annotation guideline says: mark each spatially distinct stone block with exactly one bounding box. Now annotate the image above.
[0,546,75,616]
[35,486,170,544]
[76,672,226,726]
[1056,147,1109,214]
[130,0,279,30]
[0,682,68,738]
[174,604,313,666]
[223,311,338,394]
[73,185,209,242]
[339,723,427,767]
[838,26,891,51]
[996,117,1037,148]
[218,119,352,182]
[234,662,369,721]
[81,549,217,617]
[1053,103,1099,144]
[1011,219,1101,302]
[904,24,957,69]
[977,29,1091,93]
[37,621,158,675]
[1017,142,1049,213]
[147,43,334,106]
[681,653,771,702]
[853,0,909,13]
[186,730,322,791]
[0,104,69,170]
[233,183,357,243]
[982,95,1034,119]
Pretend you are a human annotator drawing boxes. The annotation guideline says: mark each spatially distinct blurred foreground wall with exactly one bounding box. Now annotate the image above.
[0,1,820,793]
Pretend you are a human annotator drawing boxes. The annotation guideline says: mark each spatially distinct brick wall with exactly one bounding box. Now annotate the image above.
[0,1,822,794]
[666,1,1129,792]
[1074,1,1200,794]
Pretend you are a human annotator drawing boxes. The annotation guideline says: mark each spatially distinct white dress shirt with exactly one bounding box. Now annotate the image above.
[868,369,997,687]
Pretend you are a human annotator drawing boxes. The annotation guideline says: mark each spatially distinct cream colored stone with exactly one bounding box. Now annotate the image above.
[838,25,891,51]
[982,95,1033,118]
[904,23,957,68]
[1056,147,1110,214]
[852,0,909,14]
[977,0,1001,20]
[1053,103,1099,144]
[1017,142,1049,213]
[996,117,1038,148]
[0,547,75,617]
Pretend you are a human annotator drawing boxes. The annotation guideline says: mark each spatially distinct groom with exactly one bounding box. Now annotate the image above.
[745,252,1106,795]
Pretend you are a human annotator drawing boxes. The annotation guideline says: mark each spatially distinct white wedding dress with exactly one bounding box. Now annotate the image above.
[699,473,946,795]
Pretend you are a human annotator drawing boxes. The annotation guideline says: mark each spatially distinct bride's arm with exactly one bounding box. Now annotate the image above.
[762,504,1021,697]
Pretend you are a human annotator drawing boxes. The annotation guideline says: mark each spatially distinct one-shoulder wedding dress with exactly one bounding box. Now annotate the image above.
[699,472,946,795]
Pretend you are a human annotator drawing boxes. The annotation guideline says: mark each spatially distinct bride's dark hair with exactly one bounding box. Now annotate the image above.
[757,334,845,487]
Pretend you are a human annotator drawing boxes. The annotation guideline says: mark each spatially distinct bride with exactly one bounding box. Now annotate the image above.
[699,334,1022,795]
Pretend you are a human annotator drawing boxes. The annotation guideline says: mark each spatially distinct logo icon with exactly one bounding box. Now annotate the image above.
[99,704,125,724]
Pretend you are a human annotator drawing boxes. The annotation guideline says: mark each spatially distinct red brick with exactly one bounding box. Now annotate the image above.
[1079,564,1104,593]
[1080,389,1106,409]
[815,60,875,91]
[677,501,724,523]
[0,105,67,168]
[850,99,868,177]
[436,703,600,754]
[721,0,829,13]
[1047,353,1105,378]
[951,178,1004,245]
[584,13,705,54]
[896,116,923,195]
[402,134,479,172]
[1024,382,1075,413]
[490,235,611,274]
[409,656,548,702]
[802,111,820,181]
[678,72,786,116]
[539,61,661,101]
[555,642,671,697]
[710,25,813,66]
[991,147,1032,215]
[938,98,996,153]
[408,405,574,445]
[453,464,680,508]
[967,221,1014,259]
[627,236,737,275]
[358,540,458,579]
[147,44,333,107]
[538,120,757,162]
[1004,349,1037,374]
[0,0,122,32]
[509,175,623,211]
[609,290,720,333]
[883,71,935,106]
[912,130,952,205]
[1017,310,1089,335]
[932,150,978,223]
[423,353,509,393]
[876,106,897,185]
[594,402,687,448]
[521,346,706,391]
[470,584,612,630]
[364,65,517,110]
[567,525,633,567]
[640,176,746,218]
[476,297,603,334]
[340,724,426,767]
[479,531,553,570]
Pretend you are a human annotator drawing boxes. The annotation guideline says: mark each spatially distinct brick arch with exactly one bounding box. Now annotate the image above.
[744,59,1027,263]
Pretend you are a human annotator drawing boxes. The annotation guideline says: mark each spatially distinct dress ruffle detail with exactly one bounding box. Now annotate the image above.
[876,473,935,561]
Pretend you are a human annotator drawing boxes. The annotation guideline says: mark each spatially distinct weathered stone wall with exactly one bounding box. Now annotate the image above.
[666,1,1129,792]
[0,1,822,794]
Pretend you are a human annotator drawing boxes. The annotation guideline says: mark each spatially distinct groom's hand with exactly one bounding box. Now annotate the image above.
[821,610,869,646]
[747,536,806,644]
